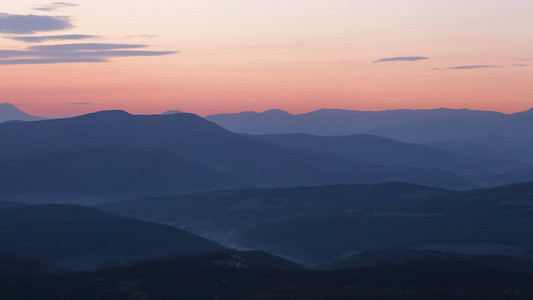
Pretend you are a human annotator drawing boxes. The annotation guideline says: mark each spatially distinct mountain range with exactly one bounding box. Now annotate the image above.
[2,104,533,298]
[2,108,533,203]
[207,107,533,163]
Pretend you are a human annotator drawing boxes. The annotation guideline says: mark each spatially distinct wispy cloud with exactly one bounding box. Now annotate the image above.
[9,34,98,43]
[0,42,177,65]
[0,13,71,34]
[29,43,148,51]
[0,50,29,58]
[434,65,502,70]
[1,4,176,66]
[67,102,92,105]
[33,2,78,12]
[373,56,429,63]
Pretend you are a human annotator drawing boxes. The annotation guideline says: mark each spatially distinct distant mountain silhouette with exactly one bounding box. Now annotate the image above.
[207,107,533,163]
[0,204,223,270]
[99,181,533,265]
[0,110,486,193]
[206,108,506,136]
[0,103,44,123]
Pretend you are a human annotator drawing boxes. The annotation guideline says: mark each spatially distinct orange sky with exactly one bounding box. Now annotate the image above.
[1,0,532,117]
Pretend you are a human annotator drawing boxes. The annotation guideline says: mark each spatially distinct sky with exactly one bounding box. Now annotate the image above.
[0,0,532,117]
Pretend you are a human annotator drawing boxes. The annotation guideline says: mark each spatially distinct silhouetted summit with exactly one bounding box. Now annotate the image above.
[77,110,132,119]
[0,103,43,123]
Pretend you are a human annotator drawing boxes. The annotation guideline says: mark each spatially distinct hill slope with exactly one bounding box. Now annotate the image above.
[0,148,244,203]
[0,103,43,123]
[0,204,224,270]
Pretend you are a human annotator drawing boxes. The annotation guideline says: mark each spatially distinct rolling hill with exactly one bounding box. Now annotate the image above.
[0,204,224,270]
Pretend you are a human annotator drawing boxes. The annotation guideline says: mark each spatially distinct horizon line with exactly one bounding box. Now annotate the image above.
[4,102,532,119]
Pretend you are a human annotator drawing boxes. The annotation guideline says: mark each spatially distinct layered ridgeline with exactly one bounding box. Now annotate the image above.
[0,203,224,270]
[99,181,533,266]
[1,110,533,202]
[253,133,532,183]
[0,103,44,123]
[207,107,533,163]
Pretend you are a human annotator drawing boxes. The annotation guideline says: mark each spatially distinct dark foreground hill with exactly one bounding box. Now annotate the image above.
[99,181,533,265]
[0,204,223,270]
[1,255,533,300]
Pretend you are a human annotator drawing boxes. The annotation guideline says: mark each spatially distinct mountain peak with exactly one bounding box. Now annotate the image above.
[0,102,43,123]
[261,109,291,115]
[78,110,132,119]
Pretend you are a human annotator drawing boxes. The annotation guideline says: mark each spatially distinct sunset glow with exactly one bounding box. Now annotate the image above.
[1,0,532,117]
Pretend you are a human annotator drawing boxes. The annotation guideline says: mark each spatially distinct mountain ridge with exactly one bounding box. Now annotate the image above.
[0,110,493,193]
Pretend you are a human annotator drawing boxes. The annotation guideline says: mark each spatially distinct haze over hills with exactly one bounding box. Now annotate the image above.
[207,107,533,163]
[254,133,530,176]
[0,103,44,123]
[99,181,533,266]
